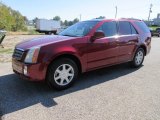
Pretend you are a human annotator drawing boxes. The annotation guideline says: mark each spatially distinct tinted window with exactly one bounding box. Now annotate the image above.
[130,24,138,34]
[118,21,131,35]
[156,28,160,32]
[97,22,117,37]
[135,21,150,33]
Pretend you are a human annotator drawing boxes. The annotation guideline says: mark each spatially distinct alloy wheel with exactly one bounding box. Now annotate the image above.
[54,64,74,86]
[135,50,144,66]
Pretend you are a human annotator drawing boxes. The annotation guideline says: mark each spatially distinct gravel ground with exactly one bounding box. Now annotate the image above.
[0,35,43,62]
[0,37,160,120]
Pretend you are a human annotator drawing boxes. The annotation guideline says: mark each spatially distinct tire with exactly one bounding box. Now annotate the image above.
[130,48,145,68]
[53,31,57,35]
[46,58,79,90]
[45,32,48,35]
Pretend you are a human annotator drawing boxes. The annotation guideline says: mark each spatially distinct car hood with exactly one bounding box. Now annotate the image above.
[16,35,76,50]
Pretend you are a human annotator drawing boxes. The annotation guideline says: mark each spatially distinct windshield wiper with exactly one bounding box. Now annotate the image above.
[61,34,78,37]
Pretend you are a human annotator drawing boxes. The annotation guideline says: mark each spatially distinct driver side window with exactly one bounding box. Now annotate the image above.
[96,21,117,37]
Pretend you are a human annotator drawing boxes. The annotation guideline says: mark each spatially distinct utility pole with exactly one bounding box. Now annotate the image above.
[148,4,153,22]
[80,14,82,21]
[115,6,118,19]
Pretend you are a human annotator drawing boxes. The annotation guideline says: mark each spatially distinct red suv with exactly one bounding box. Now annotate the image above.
[12,19,151,90]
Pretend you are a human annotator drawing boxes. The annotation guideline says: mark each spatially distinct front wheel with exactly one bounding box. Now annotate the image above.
[130,48,145,68]
[46,58,78,90]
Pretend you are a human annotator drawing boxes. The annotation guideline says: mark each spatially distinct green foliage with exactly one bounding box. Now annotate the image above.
[53,15,79,26]
[96,16,106,19]
[62,18,80,26]
[53,16,61,21]
[28,29,41,35]
[0,2,27,31]
[0,48,13,54]
[149,26,159,31]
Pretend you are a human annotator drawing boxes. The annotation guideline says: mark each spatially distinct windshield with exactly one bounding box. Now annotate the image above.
[59,21,98,37]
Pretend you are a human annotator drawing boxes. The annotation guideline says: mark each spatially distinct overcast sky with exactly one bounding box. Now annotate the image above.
[1,0,160,21]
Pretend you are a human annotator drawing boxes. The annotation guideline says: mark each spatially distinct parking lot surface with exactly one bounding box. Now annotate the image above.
[0,37,160,120]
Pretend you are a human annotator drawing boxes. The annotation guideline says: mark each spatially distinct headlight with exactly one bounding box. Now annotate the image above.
[24,47,40,63]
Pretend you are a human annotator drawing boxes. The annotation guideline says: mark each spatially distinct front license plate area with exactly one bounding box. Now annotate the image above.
[12,59,23,74]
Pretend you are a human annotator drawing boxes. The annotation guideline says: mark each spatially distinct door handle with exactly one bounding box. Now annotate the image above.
[137,36,140,40]
[127,41,133,44]
[116,39,119,42]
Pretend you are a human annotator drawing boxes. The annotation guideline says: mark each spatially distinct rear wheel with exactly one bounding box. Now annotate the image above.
[130,48,145,68]
[46,58,78,90]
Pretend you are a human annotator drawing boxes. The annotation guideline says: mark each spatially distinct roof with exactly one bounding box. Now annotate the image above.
[84,19,114,22]
[84,18,142,22]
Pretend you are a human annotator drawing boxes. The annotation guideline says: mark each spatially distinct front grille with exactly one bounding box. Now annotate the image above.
[13,48,25,61]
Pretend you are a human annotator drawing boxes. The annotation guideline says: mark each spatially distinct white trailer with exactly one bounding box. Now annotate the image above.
[36,19,61,35]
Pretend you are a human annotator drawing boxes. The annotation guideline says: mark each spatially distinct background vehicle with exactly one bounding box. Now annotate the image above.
[150,27,160,37]
[36,19,61,35]
[12,19,151,90]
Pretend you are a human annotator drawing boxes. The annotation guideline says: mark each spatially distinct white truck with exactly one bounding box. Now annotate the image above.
[36,19,61,35]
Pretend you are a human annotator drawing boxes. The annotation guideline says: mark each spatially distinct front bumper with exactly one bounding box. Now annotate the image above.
[12,58,47,81]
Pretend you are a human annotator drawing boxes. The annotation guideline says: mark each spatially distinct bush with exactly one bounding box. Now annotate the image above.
[0,2,27,31]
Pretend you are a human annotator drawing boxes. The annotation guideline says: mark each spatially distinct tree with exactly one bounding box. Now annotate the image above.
[68,21,73,26]
[53,16,61,21]
[11,10,27,31]
[63,18,79,27]
[96,16,106,19]
[23,16,28,24]
[33,17,38,24]
[64,20,68,26]
[73,18,79,24]
[0,2,27,31]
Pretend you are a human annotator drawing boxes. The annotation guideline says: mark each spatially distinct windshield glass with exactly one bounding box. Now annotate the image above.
[59,21,98,37]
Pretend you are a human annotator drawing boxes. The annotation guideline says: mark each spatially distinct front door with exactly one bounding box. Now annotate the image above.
[87,21,119,70]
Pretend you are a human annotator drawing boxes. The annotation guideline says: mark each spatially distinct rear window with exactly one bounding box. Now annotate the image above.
[130,24,138,34]
[135,21,150,33]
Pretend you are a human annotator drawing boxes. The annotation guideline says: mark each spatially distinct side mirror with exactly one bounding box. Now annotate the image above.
[91,31,105,42]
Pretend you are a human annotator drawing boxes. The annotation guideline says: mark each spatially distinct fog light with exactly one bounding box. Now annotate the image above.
[24,66,28,75]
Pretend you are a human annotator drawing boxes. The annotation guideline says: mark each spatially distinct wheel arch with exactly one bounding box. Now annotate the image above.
[47,53,82,74]
[139,45,147,56]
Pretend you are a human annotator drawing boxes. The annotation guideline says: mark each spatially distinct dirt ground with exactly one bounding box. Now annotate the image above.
[0,35,43,62]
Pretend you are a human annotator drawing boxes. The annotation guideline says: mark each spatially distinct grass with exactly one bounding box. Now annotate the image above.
[149,26,160,30]
[27,29,42,35]
[0,48,13,54]
[7,30,43,35]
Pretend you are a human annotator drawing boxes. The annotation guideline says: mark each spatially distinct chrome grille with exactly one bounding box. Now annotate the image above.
[13,48,24,60]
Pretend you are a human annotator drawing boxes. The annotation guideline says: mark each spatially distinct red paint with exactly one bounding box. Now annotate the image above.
[13,19,151,81]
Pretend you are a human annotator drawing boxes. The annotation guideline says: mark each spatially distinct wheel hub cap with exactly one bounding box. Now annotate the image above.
[54,64,74,86]
[135,51,144,65]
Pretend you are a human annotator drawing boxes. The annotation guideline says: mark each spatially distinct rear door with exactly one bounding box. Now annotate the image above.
[117,21,139,62]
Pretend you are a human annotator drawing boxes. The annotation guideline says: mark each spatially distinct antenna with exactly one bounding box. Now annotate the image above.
[115,6,118,19]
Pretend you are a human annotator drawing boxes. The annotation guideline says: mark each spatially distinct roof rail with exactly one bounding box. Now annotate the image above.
[120,18,142,21]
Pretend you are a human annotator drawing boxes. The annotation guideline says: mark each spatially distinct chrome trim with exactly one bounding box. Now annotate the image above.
[15,48,25,51]
[13,48,25,61]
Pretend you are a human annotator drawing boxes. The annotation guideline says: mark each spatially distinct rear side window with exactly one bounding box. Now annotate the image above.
[97,21,117,37]
[118,21,131,35]
[130,24,138,34]
[135,21,150,33]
